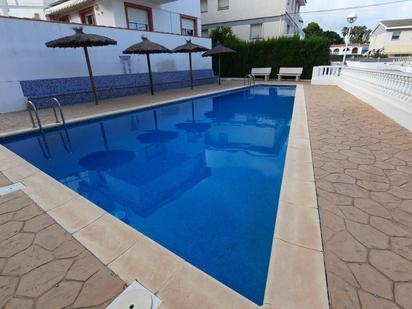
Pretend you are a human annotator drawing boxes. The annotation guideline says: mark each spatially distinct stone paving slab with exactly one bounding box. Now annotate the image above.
[305,85,412,309]
[0,173,125,309]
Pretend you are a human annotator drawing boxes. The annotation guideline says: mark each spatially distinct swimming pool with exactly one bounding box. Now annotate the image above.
[1,85,295,305]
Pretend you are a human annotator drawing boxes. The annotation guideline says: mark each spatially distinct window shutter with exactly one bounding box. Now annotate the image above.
[127,7,149,29]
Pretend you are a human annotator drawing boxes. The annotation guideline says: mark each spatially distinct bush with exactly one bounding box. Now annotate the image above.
[210,28,330,79]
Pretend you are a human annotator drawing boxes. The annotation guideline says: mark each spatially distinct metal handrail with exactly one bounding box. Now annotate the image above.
[250,74,256,86]
[51,97,67,128]
[243,74,256,87]
[26,100,44,134]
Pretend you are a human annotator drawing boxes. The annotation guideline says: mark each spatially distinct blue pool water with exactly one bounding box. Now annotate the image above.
[1,85,295,304]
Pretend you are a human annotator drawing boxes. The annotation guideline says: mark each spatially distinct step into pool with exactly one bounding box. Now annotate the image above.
[1,85,295,305]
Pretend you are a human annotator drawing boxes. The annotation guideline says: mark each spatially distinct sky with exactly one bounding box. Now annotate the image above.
[301,0,412,34]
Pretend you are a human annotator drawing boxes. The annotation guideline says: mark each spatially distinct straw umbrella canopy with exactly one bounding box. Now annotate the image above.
[202,41,236,85]
[173,39,209,90]
[123,37,171,96]
[45,27,117,105]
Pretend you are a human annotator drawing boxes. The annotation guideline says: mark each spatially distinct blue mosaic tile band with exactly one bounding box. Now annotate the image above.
[20,69,216,109]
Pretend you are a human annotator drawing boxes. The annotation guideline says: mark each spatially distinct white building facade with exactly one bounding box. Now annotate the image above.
[330,44,369,56]
[369,19,412,56]
[200,0,306,40]
[43,0,201,37]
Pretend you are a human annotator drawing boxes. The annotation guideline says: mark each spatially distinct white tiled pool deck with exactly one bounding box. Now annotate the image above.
[0,82,328,309]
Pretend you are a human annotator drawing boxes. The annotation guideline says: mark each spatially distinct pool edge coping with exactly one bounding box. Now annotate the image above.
[262,84,329,309]
[0,83,329,309]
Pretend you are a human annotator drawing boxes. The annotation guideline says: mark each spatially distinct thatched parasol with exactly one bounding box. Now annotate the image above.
[202,41,236,85]
[123,37,171,96]
[45,27,117,105]
[173,39,209,90]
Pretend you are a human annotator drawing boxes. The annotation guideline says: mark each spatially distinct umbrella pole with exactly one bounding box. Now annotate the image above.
[83,47,99,105]
[146,53,154,96]
[153,110,158,130]
[218,55,221,86]
[189,52,193,90]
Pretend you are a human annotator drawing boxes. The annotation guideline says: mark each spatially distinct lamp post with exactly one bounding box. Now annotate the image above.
[342,12,358,66]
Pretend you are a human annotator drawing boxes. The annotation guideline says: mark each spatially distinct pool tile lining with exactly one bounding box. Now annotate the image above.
[0,84,328,309]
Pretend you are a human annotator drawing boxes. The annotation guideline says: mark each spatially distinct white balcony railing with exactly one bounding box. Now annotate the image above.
[392,56,412,65]
[311,65,412,130]
[311,65,341,85]
[312,66,412,104]
[341,67,412,104]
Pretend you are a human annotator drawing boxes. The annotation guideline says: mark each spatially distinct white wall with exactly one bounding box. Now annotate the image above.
[0,17,212,81]
[0,16,212,112]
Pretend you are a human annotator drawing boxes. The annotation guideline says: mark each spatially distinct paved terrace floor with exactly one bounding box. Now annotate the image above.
[0,81,252,135]
[0,173,125,308]
[305,85,412,309]
[2,82,412,308]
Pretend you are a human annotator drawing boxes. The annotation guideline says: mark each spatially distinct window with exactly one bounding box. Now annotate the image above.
[218,0,229,10]
[59,15,70,22]
[79,7,95,25]
[181,15,197,36]
[201,0,208,12]
[392,31,401,40]
[286,24,290,34]
[351,47,358,54]
[202,29,209,38]
[333,48,340,55]
[250,23,262,39]
[124,3,153,31]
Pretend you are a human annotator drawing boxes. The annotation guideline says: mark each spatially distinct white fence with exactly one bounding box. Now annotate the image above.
[311,66,341,85]
[311,65,412,131]
[393,56,412,65]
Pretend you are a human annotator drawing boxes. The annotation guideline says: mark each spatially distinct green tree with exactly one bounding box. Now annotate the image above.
[303,22,324,38]
[303,22,344,44]
[323,30,344,44]
[342,26,371,43]
[210,27,238,45]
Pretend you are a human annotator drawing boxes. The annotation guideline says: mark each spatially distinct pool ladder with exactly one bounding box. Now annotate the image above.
[27,97,67,131]
[27,98,72,158]
[244,74,256,87]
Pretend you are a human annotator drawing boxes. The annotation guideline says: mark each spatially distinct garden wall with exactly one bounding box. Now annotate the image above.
[0,16,213,112]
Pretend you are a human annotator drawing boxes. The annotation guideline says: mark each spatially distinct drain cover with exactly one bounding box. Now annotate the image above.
[106,281,161,309]
[0,182,25,196]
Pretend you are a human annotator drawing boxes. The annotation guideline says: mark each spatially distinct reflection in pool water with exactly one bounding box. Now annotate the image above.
[1,86,295,305]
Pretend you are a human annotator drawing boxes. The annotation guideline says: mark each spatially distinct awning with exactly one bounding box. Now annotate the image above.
[45,0,92,15]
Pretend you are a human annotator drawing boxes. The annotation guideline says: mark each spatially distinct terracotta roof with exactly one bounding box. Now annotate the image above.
[380,18,412,28]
